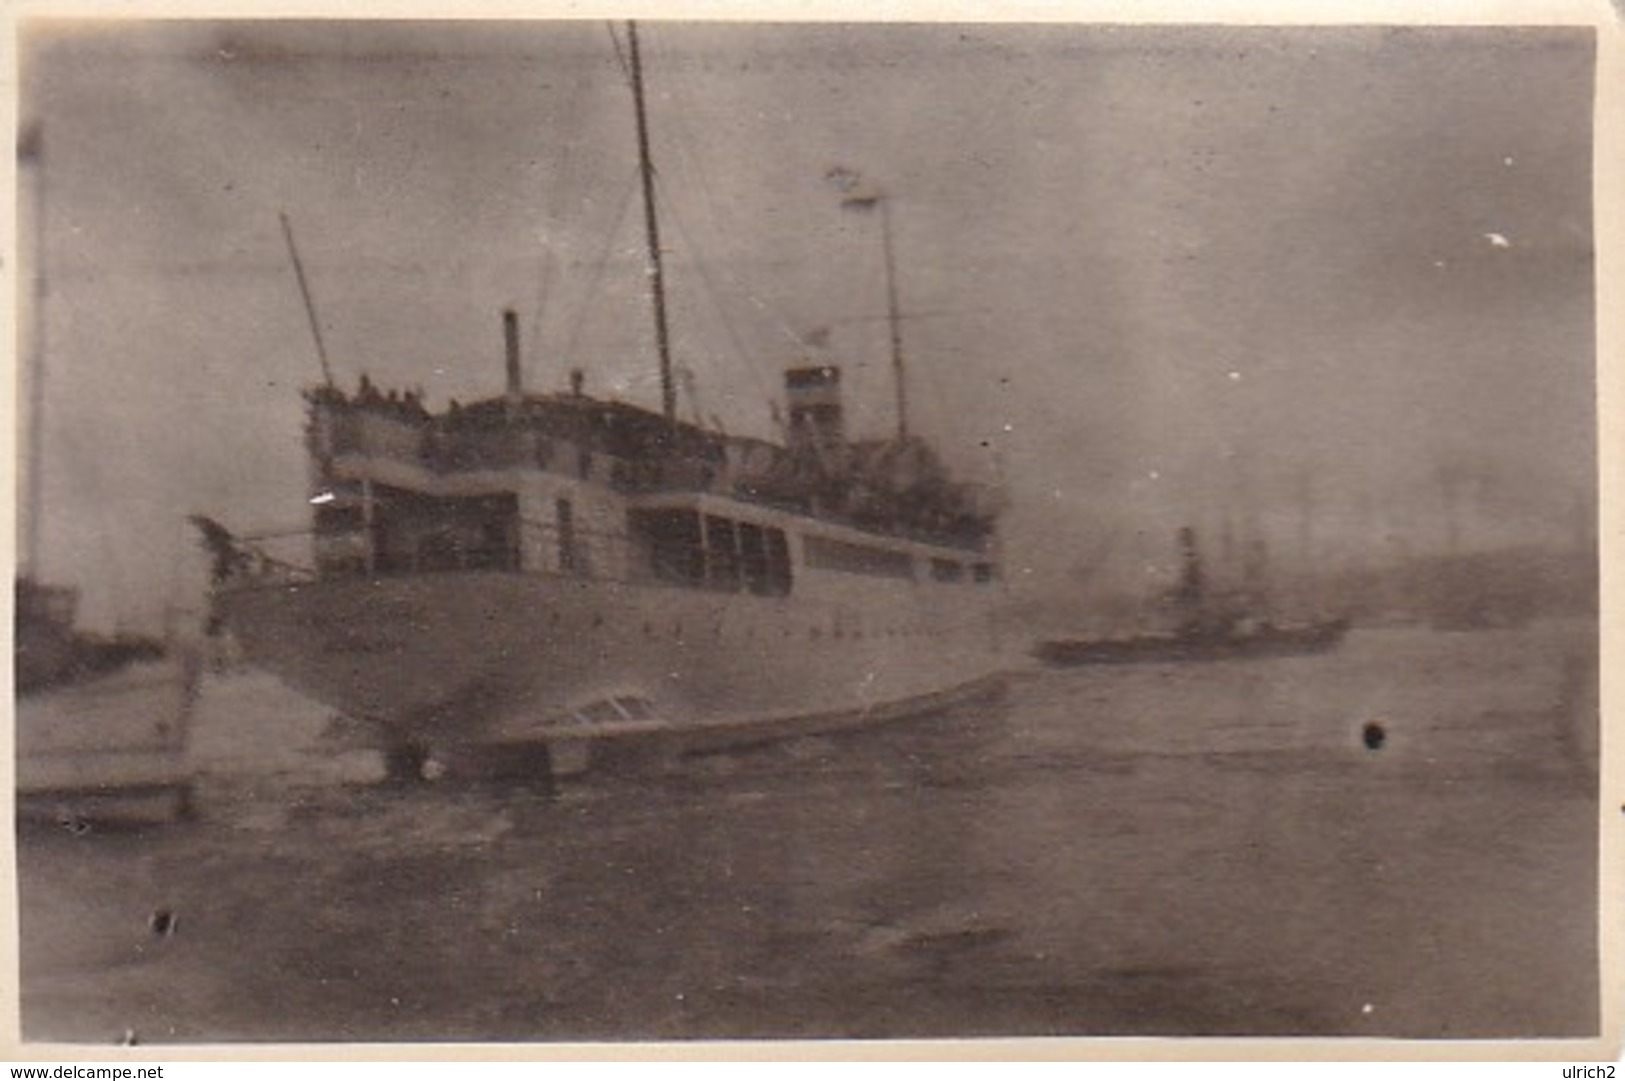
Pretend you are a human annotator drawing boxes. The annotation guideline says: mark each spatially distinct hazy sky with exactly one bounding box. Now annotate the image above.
[16,20,1596,628]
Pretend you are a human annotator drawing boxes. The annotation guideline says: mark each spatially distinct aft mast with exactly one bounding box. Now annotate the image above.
[624,21,678,424]
[834,172,910,442]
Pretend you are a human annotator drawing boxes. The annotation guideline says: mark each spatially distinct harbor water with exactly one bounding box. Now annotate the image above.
[17,619,1599,1043]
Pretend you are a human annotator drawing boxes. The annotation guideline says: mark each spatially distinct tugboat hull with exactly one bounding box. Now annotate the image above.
[1034,620,1349,667]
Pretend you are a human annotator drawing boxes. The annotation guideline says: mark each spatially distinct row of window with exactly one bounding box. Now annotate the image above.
[803,535,915,579]
[636,512,996,590]
[632,509,794,596]
[315,487,995,591]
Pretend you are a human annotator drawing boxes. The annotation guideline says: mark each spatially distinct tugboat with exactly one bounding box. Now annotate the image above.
[1034,527,1348,667]
[194,23,1007,781]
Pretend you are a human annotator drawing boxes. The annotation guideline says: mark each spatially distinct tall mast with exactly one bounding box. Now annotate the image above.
[626,21,677,423]
[835,172,909,442]
[877,196,907,441]
[20,123,46,580]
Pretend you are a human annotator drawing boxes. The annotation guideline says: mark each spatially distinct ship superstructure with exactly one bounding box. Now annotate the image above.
[201,22,1007,777]
[207,345,1003,775]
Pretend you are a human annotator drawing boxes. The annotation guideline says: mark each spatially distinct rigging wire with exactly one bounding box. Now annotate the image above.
[525,246,555,389]
[635,31,809,434]
[642,28,989,453]
[556,166,643,374]
[520,29,601,390]
[592,21,785,433]
[604,21,633,84]
[647,37,807,357]
[649,170,779,434]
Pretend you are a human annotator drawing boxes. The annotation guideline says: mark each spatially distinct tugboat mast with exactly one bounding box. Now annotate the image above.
[625,21,678,424]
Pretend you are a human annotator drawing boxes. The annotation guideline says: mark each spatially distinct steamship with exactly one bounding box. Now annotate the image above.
[198,24,1007,779]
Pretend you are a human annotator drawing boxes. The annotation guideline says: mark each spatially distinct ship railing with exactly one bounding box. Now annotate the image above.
[319,408,993,551]
[213,505,985,595]
[199,525,321,588]
[424,428,554,473]
[329,419,729,493]
[327,416,666,489]
[329,418,538,474]
[608,455,728,495]
[322,406,814,506]
[234,518,644,587]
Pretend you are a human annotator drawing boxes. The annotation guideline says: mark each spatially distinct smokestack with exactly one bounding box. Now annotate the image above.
[503,309,522,401]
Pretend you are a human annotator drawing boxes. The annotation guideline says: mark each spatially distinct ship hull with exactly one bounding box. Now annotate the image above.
[214,569,1008,763]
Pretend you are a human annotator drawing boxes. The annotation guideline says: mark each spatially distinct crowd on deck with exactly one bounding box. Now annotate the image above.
[306,374,998,549]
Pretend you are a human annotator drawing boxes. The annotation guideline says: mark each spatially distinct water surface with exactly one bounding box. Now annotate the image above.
[17,621,1598,1043]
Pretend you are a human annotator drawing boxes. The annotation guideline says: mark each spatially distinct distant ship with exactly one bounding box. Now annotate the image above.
[15,122,198,823]
[1034,618,1348,666]
[1035,527,1348,667]
[196,23,1007,780]
[15,580,199,822]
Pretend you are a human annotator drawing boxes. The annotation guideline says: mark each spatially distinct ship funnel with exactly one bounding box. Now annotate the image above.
[503,309,522,400]
[785,365,844,452]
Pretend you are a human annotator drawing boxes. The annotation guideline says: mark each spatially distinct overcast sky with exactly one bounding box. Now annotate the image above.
[16,20,1597,628]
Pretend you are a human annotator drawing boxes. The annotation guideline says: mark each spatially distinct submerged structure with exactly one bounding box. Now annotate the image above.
[199,23,1007,778]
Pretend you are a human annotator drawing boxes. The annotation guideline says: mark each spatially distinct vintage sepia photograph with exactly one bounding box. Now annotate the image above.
[10,14,1604,1047]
